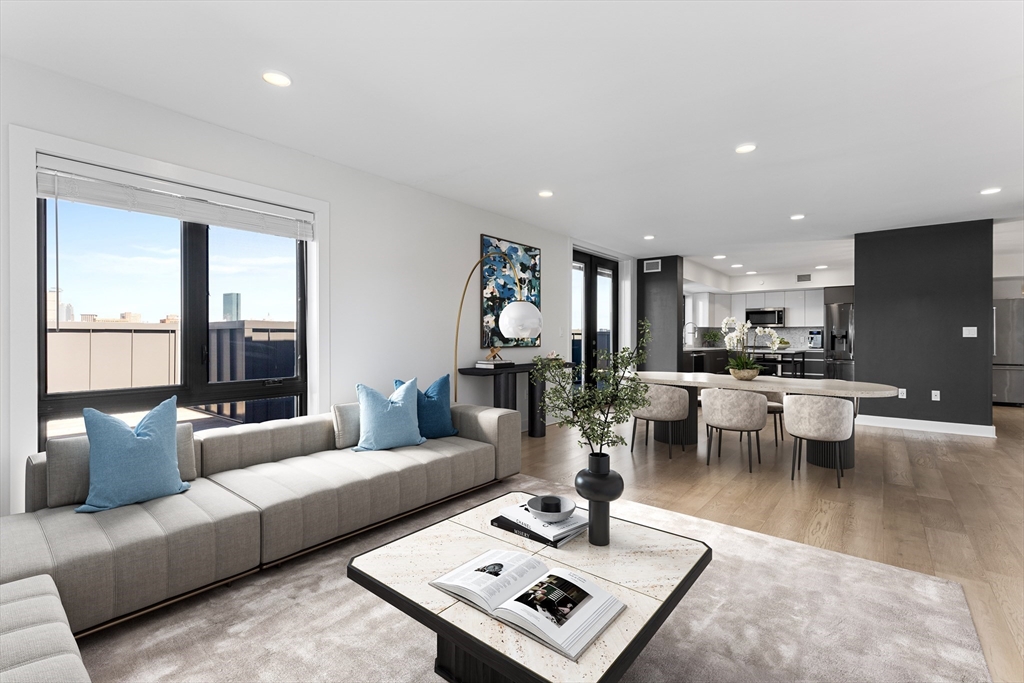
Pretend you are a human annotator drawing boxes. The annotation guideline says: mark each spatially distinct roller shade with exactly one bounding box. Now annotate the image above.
[36,154,314,241]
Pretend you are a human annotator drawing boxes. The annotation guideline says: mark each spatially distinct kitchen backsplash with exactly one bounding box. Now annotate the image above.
[692,326,823,350]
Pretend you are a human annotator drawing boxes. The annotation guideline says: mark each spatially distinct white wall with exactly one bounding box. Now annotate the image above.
[0,58,573,515]
[727,267,854,293]
[994,278,1024,299]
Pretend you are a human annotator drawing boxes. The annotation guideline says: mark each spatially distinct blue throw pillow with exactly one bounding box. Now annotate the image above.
[394,375,458,439]
[354,379,427,451]
[76,396,190,513]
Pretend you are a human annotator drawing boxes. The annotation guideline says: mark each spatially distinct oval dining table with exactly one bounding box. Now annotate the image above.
[636,371,898,469]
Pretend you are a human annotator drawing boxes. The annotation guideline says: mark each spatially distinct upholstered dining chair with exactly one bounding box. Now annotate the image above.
[631,384,689,459]
[784,394,854,488]
[701,389,768,473]
[749,391,785,445]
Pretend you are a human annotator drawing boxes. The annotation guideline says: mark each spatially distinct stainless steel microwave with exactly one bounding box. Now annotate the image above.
[745,308,785,327]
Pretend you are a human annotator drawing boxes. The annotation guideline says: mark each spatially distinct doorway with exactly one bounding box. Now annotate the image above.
[572,250,619,386]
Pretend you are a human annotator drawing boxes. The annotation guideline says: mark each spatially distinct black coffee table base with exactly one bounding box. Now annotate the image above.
[437,634,532,683]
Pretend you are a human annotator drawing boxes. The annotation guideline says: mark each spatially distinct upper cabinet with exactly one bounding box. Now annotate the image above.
[785,290,806,326]
[804,288,825,327]
[712,294,731,327]
[692,292,710,327]
[745,292,765,309]
[731,294,746,322]
[765,291,785,308]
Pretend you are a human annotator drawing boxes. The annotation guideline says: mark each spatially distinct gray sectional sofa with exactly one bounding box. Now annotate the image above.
[0,402,519,681]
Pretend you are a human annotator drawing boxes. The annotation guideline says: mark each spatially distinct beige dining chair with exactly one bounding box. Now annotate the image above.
[631,384,690,459]
[701,389,768,473]
[784,394,854,488]
[749,390,785,444]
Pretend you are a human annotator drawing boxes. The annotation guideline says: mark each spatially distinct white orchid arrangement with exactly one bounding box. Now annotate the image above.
[721,317,780,371]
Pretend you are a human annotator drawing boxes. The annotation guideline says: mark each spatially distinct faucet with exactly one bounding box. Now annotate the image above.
[683,322,698,346]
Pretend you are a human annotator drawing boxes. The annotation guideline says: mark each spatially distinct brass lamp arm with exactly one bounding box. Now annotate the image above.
[454,251,524,401]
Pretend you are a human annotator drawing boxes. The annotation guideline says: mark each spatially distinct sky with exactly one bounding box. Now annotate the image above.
[46,199,297,323]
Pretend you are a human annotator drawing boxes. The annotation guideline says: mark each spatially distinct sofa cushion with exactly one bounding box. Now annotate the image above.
[0,574,91,683]
[332,403,360,449]
[209,436,495,564]
[46,423,198,509]
[197,414,335,477]
[77,397,190,513]
[395,375,458,439]
[0,479,260,634]
[354,379,426,451]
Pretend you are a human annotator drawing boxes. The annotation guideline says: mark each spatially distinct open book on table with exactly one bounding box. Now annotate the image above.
[430,549,625,661]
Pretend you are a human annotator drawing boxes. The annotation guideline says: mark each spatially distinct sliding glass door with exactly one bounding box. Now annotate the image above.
[572,250,619,386]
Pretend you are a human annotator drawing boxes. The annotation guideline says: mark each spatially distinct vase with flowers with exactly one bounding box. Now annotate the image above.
[720,317,782,380]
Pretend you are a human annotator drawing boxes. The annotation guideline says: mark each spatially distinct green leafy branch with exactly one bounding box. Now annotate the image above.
[531,320,652,454]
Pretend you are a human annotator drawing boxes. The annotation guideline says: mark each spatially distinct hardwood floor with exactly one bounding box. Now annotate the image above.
[521,405,1024,683]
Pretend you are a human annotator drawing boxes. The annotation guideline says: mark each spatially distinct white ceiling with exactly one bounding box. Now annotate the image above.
[2,2,1022,277]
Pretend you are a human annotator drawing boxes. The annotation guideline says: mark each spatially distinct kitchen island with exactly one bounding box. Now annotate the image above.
[637,372,897,469]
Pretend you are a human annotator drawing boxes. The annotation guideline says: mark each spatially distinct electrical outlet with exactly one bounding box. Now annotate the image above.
[963,327,977,338]
[898,388,906,399]
[931,390,940,401]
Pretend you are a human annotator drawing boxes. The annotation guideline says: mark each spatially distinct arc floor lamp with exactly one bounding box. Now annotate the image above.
[453,251,543,401]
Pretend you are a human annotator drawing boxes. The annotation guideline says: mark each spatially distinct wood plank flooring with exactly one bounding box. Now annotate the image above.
[521,405,1024,683]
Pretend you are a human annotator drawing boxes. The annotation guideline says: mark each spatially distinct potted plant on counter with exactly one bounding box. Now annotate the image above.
[702,329,722,347]
[721,317,782,380]
[531,320,651,546]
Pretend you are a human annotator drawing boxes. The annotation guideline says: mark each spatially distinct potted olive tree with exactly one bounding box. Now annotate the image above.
[530,321,651,546]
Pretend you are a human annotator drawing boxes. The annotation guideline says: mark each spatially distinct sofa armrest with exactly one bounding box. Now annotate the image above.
[450,404,521,480]
[25,452,48,513]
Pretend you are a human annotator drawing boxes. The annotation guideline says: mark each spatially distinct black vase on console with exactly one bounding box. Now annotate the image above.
[574,453,624,546]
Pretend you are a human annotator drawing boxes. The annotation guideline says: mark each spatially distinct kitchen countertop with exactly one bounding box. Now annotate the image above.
[684,346,823,354]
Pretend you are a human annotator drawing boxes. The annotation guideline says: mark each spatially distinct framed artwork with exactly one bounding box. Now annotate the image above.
[480,234,541,348]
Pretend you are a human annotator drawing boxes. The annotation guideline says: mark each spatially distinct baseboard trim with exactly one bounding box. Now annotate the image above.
[856,414,996,438]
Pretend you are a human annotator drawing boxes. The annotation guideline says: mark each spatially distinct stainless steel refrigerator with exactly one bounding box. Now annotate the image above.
[825,303,855,381]
[993,299,1024,404]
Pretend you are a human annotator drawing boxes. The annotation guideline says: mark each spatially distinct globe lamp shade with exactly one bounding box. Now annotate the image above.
[498,300,543,339]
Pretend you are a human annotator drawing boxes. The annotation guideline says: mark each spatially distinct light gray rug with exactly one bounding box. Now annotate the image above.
[77,474,991,683]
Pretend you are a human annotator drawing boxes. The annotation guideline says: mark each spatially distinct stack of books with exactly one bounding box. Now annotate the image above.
[476,359,515,369]
[491,502,588,548]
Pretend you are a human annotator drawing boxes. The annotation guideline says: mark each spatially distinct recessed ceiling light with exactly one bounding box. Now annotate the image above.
[735,143,757,154]
[791,214,805,220]
[262,71,291,87]
[538,190,554,198]
[815,265,828,269]
[746,271,757,275]
[731,264,743,268]
[713,255,727,259]
[980,187,1001,195]
[643,235,655,240]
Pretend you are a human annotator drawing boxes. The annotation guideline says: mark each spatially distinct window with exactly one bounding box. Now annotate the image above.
[36,158,311,447]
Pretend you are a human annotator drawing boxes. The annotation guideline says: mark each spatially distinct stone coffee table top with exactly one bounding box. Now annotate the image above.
[348,491,712,683]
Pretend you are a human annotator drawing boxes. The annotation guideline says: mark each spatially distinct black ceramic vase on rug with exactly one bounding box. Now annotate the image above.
[574,453,624,546]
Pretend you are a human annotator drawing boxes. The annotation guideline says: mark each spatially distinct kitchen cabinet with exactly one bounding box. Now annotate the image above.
[711,294,730,328]
[785,290,805,326]
[804,288,825,327]
[745,292,765,309]
[692,292,710,327]
[765,291,785,308]
[731,294,746,322]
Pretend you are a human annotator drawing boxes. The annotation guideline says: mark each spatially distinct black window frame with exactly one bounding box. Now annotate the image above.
[36,198,308,449]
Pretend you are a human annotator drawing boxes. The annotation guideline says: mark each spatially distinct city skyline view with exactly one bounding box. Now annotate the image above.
[46,199,298,324]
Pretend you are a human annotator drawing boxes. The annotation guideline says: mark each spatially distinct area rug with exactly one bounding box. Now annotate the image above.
[77,474,991,683]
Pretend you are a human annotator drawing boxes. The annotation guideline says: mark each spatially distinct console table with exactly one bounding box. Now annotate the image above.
[458,363,571,438]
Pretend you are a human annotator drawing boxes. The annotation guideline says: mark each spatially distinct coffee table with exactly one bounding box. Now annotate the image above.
[347,491,712,683]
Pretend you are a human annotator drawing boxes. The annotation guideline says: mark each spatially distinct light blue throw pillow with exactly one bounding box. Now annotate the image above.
[355,379,427,451]
[76,396,190,513]
[394,375,457,439]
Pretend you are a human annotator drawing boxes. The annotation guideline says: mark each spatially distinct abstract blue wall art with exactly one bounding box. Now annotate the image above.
[480,234,541,348]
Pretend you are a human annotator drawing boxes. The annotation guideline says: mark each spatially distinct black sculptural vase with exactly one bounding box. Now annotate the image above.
[574,453,624,546]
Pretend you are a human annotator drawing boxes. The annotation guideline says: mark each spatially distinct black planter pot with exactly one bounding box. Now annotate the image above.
[574,453,624,546]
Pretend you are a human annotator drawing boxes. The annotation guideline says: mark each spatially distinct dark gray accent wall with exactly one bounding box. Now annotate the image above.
[637,256,684,371]
[856,220,993,425]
